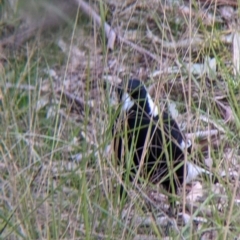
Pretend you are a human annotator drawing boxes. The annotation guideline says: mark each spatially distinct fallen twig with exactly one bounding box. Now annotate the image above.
[74,0,116,50]
[147,25,204,49]
[74,0,161,63]
[1,82,36,91]
[186,129,219,140]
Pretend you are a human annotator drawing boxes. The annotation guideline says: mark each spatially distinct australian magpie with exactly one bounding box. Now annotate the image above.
[113,78,209,199]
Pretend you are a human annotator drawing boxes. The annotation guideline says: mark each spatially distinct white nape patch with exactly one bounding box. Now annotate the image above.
[121,92,134,112]
[185,162,211,184]
[180,139,192,150]
[146,93,158,117]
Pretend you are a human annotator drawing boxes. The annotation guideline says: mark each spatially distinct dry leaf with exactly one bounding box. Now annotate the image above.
[219,6,235,21]
[186,182,203,203]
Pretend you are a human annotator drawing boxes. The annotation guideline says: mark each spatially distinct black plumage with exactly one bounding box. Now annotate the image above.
[113,79,196,196]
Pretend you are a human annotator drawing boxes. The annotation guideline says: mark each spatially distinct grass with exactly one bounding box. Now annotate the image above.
[1,0,240,239]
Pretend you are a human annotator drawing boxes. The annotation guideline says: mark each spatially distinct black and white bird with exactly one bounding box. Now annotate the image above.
[113,78,210,198]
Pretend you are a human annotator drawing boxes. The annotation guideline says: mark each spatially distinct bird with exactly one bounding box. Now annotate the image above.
[113,78,210,200]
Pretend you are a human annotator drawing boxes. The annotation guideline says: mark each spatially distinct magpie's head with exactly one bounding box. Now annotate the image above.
[117,79,158,116]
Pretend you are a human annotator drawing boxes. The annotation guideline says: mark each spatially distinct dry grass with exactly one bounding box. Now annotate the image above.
[0,0,240,239]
